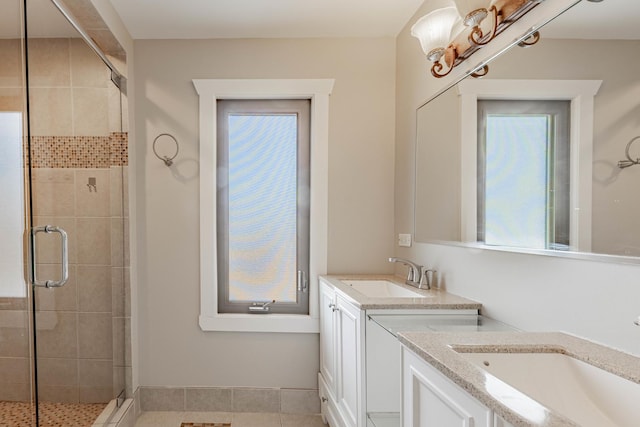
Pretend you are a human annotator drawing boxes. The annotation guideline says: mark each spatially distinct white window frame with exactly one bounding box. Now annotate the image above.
[457,79,601,253]
[193,79,334,333]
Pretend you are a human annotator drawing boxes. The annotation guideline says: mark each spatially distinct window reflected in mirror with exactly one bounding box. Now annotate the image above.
[477,99,570,250]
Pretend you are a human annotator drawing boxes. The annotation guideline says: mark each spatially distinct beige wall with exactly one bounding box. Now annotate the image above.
[133,37,396,388]
[395,3,640,355]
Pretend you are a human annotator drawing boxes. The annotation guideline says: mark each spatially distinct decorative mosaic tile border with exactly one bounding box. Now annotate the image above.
[110,132,129,166]
[27,132,128,168]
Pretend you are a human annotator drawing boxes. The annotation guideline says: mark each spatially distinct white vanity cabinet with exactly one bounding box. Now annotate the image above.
[401,346,514,427]
[319,280,365,427]
[319,276,487,427]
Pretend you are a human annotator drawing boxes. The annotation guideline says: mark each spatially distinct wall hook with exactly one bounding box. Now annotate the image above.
[153,133,179,166]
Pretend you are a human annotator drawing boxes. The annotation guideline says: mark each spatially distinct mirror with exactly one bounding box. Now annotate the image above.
[415,0,640,260]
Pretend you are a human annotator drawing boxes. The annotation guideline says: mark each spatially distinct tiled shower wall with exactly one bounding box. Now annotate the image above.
[0,38,130,403]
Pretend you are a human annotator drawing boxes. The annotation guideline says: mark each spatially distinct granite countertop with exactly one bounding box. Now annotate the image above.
[320,274,482,310]
[397,331,640,427]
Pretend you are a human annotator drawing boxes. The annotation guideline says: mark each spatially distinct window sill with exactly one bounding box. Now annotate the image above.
[199,313,320,333]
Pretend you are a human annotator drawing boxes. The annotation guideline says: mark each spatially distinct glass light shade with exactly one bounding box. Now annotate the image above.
[449,18,467,41]
[410,7,460,57]
[453,0,491,18]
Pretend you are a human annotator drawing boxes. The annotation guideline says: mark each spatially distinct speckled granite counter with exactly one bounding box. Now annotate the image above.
[320,275,482,310]
[397,331,640,427]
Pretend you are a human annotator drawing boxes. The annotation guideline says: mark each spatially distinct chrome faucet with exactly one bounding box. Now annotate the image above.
[388,257,432,290]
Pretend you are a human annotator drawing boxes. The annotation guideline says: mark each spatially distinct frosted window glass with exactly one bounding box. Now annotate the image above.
[0,112,26,298]
[485,115,549,248]
[227,114,298,302]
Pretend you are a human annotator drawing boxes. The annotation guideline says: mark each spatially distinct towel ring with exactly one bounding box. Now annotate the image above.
[618,136,640,169]
[153,133,179,166]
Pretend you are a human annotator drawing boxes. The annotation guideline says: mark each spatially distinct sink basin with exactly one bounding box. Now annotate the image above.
[458,351,640,427]
[340,280,428,298]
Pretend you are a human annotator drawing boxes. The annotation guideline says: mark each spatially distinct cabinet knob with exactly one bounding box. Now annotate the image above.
[321,396,328,403]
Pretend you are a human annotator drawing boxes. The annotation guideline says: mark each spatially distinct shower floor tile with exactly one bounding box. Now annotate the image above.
[0,401,107,427]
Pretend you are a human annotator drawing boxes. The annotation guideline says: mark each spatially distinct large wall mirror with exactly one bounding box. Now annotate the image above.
[415,0,640,262]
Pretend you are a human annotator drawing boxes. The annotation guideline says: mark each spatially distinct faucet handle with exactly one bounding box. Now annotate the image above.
[419,269,435,290]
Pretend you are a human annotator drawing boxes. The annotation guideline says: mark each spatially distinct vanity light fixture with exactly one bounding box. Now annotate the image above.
[411,0,544,78]
[411,7,461,78]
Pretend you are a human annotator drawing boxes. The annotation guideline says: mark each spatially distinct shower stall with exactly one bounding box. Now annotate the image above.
[0,0,130,425]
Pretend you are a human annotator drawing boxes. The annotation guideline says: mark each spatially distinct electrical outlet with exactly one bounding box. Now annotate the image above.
[398,233,412,247]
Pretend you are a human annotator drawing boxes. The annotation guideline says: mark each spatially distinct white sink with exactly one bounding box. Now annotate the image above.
[459,351,640,427]
[340,280,429,298]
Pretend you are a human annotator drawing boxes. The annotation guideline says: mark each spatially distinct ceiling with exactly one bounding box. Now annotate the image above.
[107,0,425,39]
[105,0,640,40]
[2,1,639,41]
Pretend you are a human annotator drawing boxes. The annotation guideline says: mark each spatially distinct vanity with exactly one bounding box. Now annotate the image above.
[318,274,495,427]
[318,276,640,427]
[399,332,640,427]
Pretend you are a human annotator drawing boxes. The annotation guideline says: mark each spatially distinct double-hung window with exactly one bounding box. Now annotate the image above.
[216,99,310,314]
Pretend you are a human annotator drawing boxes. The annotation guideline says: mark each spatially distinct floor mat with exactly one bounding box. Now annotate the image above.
[180,424,231,427]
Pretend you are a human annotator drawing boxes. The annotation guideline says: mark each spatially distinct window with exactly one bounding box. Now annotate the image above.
[458,79,602,253]
[477,100,570,250]
[216,100,310,314]
[0,112,26,298]
[193,79,334,333]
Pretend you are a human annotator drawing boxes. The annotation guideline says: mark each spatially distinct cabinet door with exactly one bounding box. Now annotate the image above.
[402,347,492,427]
[494,414,515,427]
[336,294,363,427]
[320,372,341,427]
[319,280,337,394]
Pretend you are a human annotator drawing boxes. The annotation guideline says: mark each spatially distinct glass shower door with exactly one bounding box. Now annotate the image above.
[0,0,36,425]
[0,0,128,424]
[25,0,128,425]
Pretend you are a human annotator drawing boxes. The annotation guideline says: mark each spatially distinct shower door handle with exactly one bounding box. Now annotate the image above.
[31,225,69,288]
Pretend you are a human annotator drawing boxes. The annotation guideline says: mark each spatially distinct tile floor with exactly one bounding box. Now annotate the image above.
[0,401,107,427]
[135,411,327,427]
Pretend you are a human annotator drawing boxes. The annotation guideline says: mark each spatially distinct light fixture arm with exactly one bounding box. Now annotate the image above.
[517,31,541,47]
[431,60,455,78]
[428,46,456,78]
[470,65,489,78]
[468,6,499,47]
